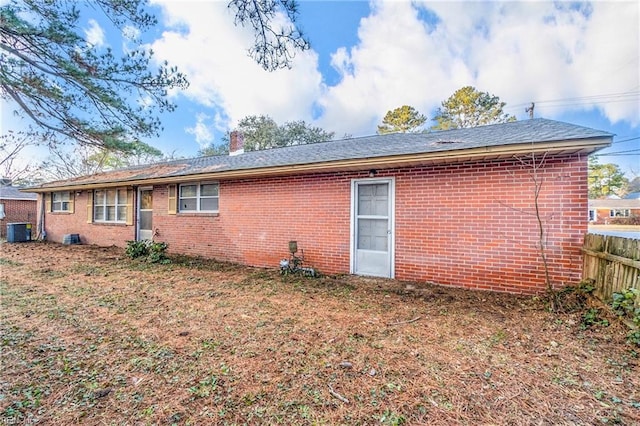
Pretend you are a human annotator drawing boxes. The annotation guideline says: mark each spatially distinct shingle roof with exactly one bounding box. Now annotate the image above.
[589,198,640,209]
[28,118,613,190]
[0,185,38,200]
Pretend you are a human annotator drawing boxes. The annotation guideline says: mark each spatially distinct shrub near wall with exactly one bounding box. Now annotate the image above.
[609,215,640,226]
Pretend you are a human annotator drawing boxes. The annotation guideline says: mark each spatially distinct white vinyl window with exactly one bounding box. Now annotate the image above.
[94,188,127,222]
[52,191,71,212]
[179,182,219,212]
[609,209,630,218]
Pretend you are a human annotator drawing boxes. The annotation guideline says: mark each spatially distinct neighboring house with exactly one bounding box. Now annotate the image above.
[588,198,640,224]
[26,118,612,295]
[0,183,38,238]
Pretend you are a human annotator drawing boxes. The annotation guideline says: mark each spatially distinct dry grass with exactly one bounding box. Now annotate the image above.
[1,241,638,425]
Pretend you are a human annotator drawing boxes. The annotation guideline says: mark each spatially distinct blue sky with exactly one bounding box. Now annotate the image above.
[3,0,639,177]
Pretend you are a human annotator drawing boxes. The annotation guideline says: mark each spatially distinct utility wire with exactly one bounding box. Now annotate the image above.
[510,91,639,108]
[597,148,640,155]
[613,136,640,144]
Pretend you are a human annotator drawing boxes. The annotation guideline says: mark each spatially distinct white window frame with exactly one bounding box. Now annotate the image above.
[179,182,219,213]
[93,188,127,223]
[52,191,71,212]
[609,209,630,218]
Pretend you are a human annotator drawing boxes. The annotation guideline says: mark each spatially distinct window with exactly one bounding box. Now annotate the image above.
[610,209,630,218]
[52,191,71,212]
[179,182,219,212]
[0,203,4,220]
[94,188,128,222]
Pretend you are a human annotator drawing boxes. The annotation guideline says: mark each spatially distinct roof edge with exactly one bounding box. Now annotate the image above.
[25,137,610,193]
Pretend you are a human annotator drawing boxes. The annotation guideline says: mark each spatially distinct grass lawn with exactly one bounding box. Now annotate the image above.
[1,242,638,425]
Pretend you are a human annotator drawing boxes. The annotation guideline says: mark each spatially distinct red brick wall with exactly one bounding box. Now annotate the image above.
[590,208,640,225]
[41,192,134,245]
[41,155,588,294]
[0,199,37,238]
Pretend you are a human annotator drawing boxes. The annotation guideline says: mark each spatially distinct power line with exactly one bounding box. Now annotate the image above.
[613,136,640,144]
[506,90,640,113]
[510,90,640,109]
[597,148,640,155]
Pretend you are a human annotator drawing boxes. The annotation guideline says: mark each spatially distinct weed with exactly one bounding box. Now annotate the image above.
[580,308,609,330]
[377,408,406,425]
[610,288,640,346]
[189,375,219,398]
[0,257,23,267]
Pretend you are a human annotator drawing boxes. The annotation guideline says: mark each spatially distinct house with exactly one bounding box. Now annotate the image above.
[25,118,612,294]
[0,181,38,239]
[588,197,640,224]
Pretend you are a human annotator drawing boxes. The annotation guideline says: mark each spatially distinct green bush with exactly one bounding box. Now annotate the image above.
[125,240,149,259]
[611,288,640,346]
[125,240,170,264]
[147,241,169,264]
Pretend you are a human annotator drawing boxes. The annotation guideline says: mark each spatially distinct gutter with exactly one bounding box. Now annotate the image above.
[24,137,611,193]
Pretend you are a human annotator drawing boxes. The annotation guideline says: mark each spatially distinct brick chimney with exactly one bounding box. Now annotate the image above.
[229,131,244,156]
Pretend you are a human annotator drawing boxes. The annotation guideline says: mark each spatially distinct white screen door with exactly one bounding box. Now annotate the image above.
[137,187,153,241]
[352,179,394,278]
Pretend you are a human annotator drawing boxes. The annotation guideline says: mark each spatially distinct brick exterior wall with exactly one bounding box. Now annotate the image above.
[41,193,133,246]
[590,208,640,225]
[0,199,37,238]
[39,154,588,294]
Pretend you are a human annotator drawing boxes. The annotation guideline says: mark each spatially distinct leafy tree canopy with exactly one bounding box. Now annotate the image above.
[377,105,427,134]
[1,0,189,151]
[431,86,516,130]
[200,115,335,154]
[1,0,309,154]
[229,0,310,71]
[588,156,629,199]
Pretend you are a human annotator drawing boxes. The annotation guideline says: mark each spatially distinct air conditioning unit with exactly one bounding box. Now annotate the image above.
[6,223,32,243]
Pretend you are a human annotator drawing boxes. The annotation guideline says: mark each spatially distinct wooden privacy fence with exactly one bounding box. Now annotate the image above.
[582,233,640,305]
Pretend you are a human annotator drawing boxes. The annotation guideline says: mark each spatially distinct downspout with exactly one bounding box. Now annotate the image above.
[37,193,46,240]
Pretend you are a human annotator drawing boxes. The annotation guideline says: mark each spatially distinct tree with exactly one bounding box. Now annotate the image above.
[39,141,168,180]
[229,0,310,71]
[1,0,189,151]
[224,115,335,152]
[0,130,44,184]
[198,143,229,157]
[588,157,629,198]
[431,86,516,130]
[1,0,309,152]
[377,105,427,134]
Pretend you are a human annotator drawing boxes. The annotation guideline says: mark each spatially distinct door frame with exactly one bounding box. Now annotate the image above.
[350,177,395,278]
[136,186,153,241]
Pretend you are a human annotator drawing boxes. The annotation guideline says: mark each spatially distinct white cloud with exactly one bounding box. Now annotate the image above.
[84,19,105,47]
[185,113,214,148]
[319,0,638,132]
[148,0,638,144]
[122,25,141,41]
[149,1,323,132]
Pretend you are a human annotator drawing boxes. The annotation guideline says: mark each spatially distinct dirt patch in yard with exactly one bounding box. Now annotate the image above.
[1,242,638,425]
